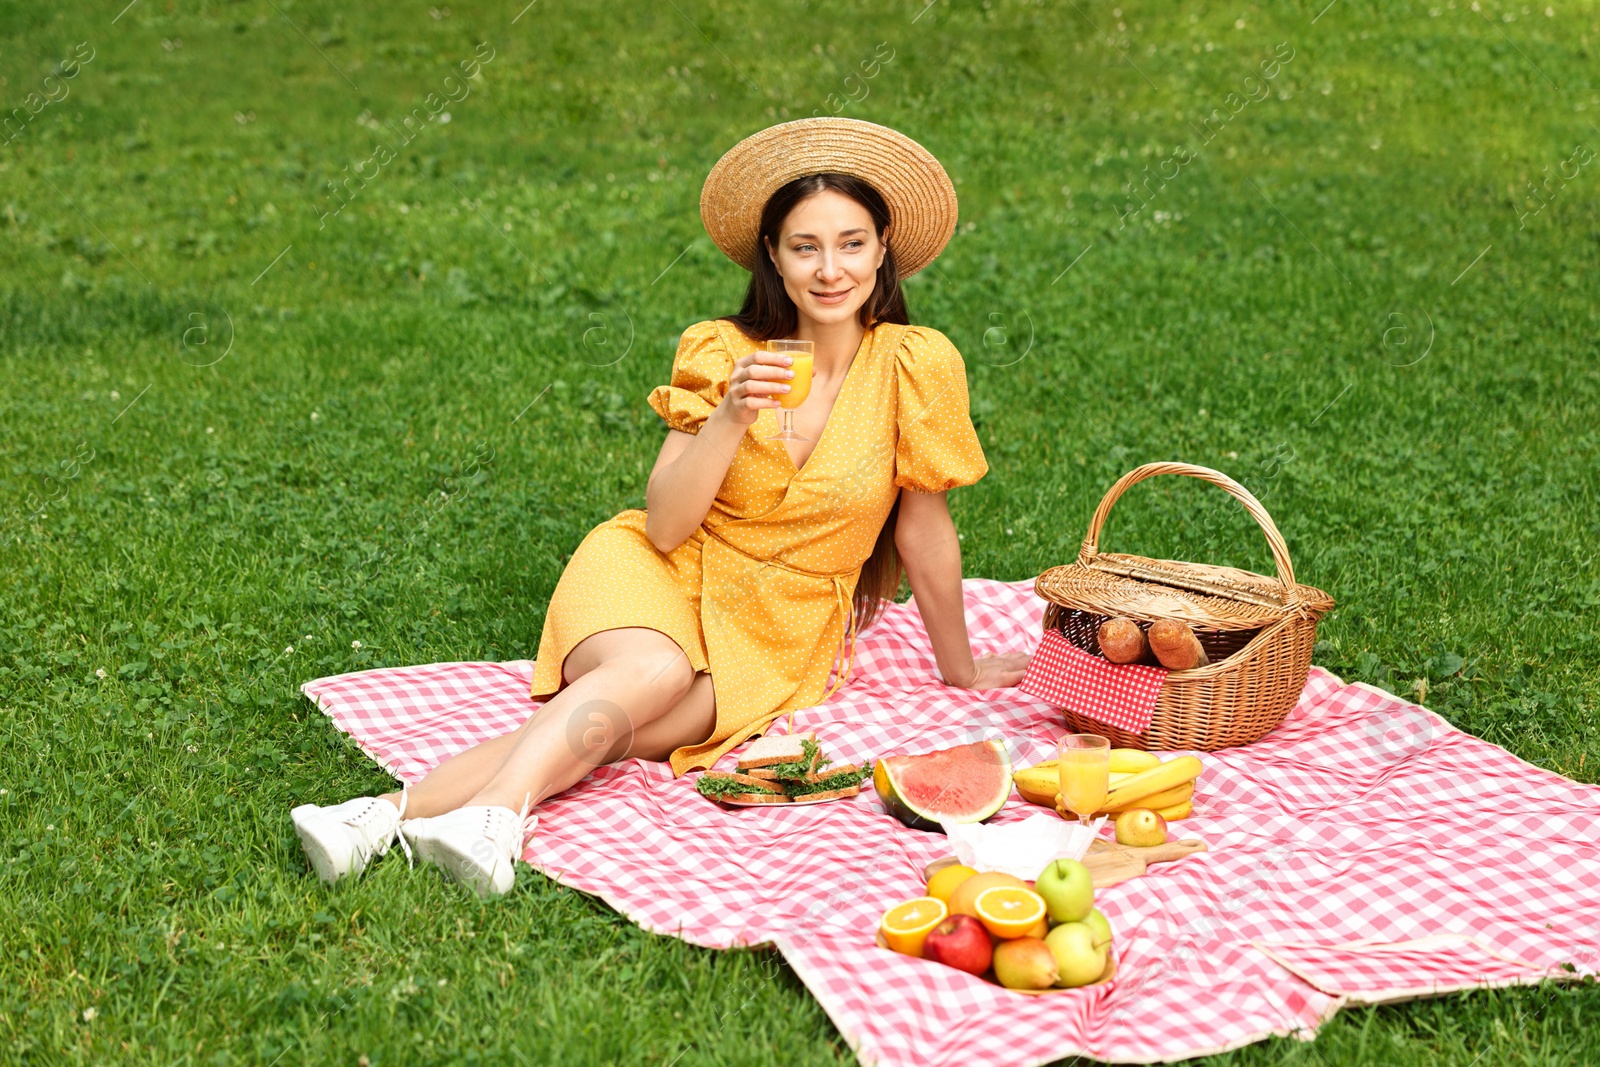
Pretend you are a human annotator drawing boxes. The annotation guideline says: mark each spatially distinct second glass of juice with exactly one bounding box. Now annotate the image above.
[1058,733,1110,827]
[765,338,813,441]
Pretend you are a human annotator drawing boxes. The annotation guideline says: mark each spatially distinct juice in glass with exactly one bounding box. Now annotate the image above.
[778,353,813,410]
[1058,734,1110,826]
[764,339,814,441]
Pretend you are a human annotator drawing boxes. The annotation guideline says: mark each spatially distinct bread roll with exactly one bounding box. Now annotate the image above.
[1097,617,1151,664]
[1148,619,1210,671]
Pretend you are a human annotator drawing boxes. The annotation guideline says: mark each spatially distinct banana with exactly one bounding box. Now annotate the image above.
[1109,749,1162,774]
[1026,750,1162,775]
[1060,794,1196,822]
[1102,780,1193,814]
[1013,766,1060,807]
[1100,755,1204,811]
[1014,762,1141,808]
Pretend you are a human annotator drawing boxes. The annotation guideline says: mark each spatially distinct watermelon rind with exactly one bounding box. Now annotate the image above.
[875,739,1013,833]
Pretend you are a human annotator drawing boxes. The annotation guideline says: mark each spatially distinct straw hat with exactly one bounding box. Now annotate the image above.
[699,117,958,279]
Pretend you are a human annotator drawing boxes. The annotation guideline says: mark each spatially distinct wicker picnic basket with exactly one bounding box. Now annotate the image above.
[1035,462,1335,751]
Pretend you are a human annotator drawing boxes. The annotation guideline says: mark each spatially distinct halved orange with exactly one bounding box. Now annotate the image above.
[879,896,948,958]
[973,885,1049,940]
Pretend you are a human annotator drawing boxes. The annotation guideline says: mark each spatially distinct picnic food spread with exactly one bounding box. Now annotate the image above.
[868,731,1211,990]
[879,858,1115,991]
[695,732,872,805]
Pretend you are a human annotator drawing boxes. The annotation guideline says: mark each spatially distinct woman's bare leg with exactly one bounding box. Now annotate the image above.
[464,628,704,811]
[376,730,524,818]
[600,671,716,763]
[377,627,714,818]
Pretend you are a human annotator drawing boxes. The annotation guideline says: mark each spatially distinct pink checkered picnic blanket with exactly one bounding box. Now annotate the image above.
[302,578,1600,1066]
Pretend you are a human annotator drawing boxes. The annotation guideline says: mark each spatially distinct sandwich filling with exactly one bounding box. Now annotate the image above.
[786,763,872,798]
[694,772,785,799]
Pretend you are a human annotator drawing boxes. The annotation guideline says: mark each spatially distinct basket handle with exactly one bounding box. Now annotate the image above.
[1077,462,1298,596]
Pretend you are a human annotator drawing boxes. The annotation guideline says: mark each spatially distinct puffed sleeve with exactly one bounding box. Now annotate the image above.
[646,320,731,434]
[894,326,989,492]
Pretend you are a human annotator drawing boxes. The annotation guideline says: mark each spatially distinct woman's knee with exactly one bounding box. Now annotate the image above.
[632,646,696,699]
[565,628,695,695]
[573,629,695,700]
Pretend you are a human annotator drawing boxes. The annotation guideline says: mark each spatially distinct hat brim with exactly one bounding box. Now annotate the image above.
[699,117,957,280]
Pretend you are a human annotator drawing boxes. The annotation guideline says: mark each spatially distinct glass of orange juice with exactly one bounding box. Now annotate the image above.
[1058,733,1110,827]
[764,338,813,441]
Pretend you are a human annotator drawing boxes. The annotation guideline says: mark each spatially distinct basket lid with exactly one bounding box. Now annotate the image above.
[1034,462,1336,630]
[1036,557,1334,630]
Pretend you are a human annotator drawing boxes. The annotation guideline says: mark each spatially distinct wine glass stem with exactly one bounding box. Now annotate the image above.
[783,410,794,435]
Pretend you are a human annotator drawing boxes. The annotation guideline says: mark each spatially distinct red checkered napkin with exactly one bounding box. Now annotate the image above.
[1017,628,1167,734]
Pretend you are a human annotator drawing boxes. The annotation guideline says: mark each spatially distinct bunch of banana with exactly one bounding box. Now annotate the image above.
[1013,749,1203,821]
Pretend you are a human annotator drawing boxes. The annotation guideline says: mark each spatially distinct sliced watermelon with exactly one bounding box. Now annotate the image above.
[874,739,1013,832]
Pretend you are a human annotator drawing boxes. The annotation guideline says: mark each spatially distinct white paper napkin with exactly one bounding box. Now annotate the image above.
[939,813,1106,882]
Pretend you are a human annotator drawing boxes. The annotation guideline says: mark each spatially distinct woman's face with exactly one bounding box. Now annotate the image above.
[765,189,888,328]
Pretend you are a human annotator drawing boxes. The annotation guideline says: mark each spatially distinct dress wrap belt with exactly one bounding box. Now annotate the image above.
[699,522,859,722]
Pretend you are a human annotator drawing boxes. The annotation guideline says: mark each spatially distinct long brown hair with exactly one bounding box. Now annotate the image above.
[723,172,908,631]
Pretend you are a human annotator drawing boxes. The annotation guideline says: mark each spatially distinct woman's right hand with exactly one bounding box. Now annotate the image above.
[717,351,796,426]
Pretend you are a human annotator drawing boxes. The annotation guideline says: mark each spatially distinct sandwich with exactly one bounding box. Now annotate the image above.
[785,762,873,803]
[737,731,827,782]
[695,731,874,805]
[694,771,791,804]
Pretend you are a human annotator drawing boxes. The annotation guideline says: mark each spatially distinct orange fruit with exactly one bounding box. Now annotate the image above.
[947,871,1027,918]
[879,896,948,958]
[925,864,978,903]
[973,885,1049,940]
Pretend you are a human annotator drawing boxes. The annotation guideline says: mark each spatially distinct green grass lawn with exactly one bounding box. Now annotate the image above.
[3,0,1599,1062]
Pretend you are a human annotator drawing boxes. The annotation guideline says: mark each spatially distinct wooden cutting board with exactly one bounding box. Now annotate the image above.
[1082,838,1207,887]
[923,837,1207,889]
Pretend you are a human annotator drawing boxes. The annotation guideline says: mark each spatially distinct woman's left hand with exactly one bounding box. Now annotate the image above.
[943,652,1031,690]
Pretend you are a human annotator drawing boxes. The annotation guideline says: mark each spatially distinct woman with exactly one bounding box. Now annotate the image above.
[291,118,1031,896]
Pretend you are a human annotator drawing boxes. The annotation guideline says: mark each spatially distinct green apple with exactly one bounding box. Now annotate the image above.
[1033,858,1094,923]
[1046,921,1109,988]
[1082,906,1114,952]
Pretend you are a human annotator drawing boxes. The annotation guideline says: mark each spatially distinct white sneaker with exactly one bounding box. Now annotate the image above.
[401,805,534,898]
[291,796,403,884]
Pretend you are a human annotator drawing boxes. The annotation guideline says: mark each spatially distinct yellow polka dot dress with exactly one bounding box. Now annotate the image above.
[529,318,988,775]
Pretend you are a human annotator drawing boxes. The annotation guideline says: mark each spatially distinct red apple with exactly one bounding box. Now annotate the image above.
[921,914,993,976]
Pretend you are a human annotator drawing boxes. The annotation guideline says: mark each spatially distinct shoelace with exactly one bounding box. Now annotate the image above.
[497,794,536,872]
[499,795,537,879]
[391,785,414,868]
[514,792,536,854]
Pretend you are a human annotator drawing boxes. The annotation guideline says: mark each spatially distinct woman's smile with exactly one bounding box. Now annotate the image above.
[810,286,854,305]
